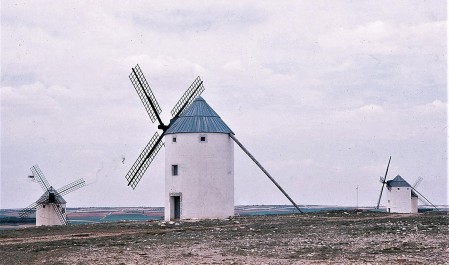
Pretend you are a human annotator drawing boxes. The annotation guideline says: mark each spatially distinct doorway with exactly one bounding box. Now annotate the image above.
[171,195,181,220]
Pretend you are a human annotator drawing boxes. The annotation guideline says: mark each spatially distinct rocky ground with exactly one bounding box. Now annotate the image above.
[0,210,447,264]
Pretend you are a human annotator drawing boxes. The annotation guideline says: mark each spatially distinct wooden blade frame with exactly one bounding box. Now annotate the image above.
[170,76,204,117]
[129,64,163,125]
[412,177,423,189]
[19,202,38,218]
[57,179,86,197]
[31,165,51,192]
[376,156,391,209]
[52,204,69,225]
[126,132,165,189]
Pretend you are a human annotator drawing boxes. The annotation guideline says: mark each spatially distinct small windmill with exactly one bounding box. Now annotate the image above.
[125,64,302,220]
[20,165,86,226]
[375,156,438,213]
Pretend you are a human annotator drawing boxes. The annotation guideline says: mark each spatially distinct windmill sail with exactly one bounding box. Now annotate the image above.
[130,64,163,124]
[376,156,391,209]
[19,201,38,218]
[30,165,51,192]
[52,204,69,225]
[170,76,204,117]
[57,179,86,196]
[412,177,423,189]
[126,132,164,189]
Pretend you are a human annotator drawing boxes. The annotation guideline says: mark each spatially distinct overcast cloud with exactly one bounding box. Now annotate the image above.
[1,1,447,209]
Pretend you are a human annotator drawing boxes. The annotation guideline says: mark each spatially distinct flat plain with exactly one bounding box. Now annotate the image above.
[0,210,447,264]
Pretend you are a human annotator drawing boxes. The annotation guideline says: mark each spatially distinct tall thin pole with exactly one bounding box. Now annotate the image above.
[356,185,359,209]
[230,134,303,213]
[411,187,439,211]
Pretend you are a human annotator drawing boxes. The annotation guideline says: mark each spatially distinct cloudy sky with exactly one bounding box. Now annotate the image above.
[1,1,447,209]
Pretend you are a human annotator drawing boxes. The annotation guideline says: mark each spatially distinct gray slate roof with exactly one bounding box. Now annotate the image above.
[387,175,419,197]
[387,175,411,188]
[165,96,233,134]
[37,187,66,204]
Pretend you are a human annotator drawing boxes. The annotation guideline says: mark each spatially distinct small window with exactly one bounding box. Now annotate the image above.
[172,137,177,143]
[397,188,400,190]
[43,205,45,208]
[199,135,207,142]
[172,165,178,176]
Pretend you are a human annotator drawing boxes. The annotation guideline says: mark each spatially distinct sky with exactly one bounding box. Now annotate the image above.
[1,1,447,209]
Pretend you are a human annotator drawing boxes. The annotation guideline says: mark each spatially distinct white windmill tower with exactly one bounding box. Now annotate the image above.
[163,96,234,220]
[20,165,86,226]
[125,64,302,221]
[375,157,438,213]
[384,175,418,213]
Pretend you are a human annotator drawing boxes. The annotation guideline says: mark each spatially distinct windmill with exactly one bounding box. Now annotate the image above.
[125,64,302,220]
[375,157,438,213]
[20,165,86,226]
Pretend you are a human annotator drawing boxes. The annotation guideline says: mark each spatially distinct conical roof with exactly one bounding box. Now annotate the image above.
[36,187,66,204]
[165,96,233,134]
[386,175,411,188]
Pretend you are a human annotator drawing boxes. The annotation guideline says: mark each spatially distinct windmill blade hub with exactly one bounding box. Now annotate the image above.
[158,124,169,131]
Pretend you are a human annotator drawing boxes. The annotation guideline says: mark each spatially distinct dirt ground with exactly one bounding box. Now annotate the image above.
[0,210,447,264]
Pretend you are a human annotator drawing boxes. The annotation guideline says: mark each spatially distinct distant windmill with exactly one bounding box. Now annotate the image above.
[20,165,86,226]
[375,157,438,213]
[125,64,302,221]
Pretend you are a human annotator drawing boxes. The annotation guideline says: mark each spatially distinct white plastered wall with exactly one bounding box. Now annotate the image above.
[164,133,234,221]
[411,197,418,213]
[36,203,66,226]
[387,187,417,213]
